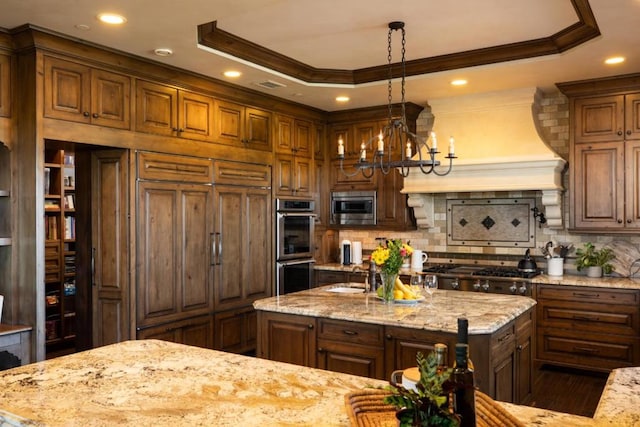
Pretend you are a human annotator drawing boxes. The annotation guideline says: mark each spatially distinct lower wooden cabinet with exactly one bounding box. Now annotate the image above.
[137,315,214,349]
[257,309,534,404]
[536,284,640,372]
[256,311,317,368]
[317,318,386,379]
[214,306,257,355]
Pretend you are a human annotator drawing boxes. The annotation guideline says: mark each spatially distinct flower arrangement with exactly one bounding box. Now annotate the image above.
[371,239,413,275]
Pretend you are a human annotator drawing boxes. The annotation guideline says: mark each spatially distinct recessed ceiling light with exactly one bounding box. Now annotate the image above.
[223,70,241,78]
[451,79,468,86]
[335,96,350,103]
[97,13,127,25]
[604,56,625,65]
[154,48,173,57]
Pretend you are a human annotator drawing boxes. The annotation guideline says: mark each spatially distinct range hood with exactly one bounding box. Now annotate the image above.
[403,87,566,229]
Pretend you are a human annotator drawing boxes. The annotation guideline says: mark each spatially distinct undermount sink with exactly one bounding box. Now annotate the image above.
[324,283,365,293]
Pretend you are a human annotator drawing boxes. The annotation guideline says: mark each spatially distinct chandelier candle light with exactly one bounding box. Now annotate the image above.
[337,21,457,178]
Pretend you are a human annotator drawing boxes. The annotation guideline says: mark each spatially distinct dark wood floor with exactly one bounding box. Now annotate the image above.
[527,364,609,417]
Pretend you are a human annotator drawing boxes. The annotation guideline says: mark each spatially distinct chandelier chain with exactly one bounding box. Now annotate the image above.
[387,27,393,123]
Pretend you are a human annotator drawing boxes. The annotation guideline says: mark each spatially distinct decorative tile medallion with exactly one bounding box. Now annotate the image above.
[447,198,536,247]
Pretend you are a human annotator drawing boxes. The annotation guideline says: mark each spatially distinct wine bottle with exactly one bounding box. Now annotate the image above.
[434,342,448,374]
[457,318,475,371]
[451,343,476,427]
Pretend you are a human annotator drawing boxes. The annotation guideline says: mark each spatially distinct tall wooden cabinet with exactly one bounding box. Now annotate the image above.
[558,76,640,230]
[274,114,314,198]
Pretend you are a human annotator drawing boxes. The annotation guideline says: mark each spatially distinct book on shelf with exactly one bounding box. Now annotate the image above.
[45,216,58,240]
[64,194,75,210]
[45,199,60,210]
[64,216,75,240]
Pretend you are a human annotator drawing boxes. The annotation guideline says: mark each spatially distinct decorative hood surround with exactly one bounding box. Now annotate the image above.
[403,87,566,229]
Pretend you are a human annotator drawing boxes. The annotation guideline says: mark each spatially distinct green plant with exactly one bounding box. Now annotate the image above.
[383,352,459,426]
[575,243,615,274]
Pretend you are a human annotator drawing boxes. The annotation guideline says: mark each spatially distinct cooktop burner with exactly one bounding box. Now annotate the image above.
[422,264,462,274]
[472,267,540,279]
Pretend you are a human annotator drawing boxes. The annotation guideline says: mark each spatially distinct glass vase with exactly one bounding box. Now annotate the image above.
[380,271,398,303]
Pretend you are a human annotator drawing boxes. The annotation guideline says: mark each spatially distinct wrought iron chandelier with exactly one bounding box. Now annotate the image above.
[337,21,456,178]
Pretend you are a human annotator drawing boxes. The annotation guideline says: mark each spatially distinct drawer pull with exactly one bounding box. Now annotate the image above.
[574,346,599,354]
[343,330,358,336]
[573,292,600,298]
[497,333,512,343]
[573,315,599,322]
[308,324,314,329]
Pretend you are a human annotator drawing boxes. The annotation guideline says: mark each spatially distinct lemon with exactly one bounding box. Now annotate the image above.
[393,290,404,300]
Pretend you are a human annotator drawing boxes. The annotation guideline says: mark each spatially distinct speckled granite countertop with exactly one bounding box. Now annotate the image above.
[254,286,535,334]
[0,340,638,426]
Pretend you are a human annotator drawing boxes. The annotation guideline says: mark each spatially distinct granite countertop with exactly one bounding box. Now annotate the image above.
[0,340,638,426]
[254,285,536,334]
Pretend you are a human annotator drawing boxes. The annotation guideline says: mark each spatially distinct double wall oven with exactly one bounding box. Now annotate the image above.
[275,199,315,296]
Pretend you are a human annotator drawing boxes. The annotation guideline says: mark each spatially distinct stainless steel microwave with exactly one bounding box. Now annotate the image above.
[330,191,376,226]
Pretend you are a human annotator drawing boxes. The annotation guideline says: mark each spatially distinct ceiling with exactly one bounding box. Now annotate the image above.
[1,0,638,112]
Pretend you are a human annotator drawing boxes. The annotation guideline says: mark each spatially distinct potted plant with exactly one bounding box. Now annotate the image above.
[575,243,615,278]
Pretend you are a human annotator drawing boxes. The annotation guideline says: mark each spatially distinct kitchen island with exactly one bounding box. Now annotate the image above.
[0,339,638,426]
[254,286,536,404]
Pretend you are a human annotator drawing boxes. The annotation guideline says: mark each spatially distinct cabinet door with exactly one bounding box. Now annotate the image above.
[625,140,640,228]
[317,340,385,379]
[384,327,455,380]
[625,93,640,140]
[515,312,534,404]
[91,150,130,347]
[330,125,352,159]
[245,107,272,151]
[43,57,90,123]
[294,119,312,157]
[574,95,625,143]
[0,54,10,118]
[276,114,294,153]
[215,99,244,145]
[135,80,178,136]
[90,69,131,129]
[330,161,376,191]
[257,311,316,367]
[137,181,213,327]
[213,185,271,311]
[214,306,256,354]
[137,315,213,349]
[377,169,415,230]
[178,90,214,141]
[492,352,515,403]
[573,142,625,228]
[314,122,325,161]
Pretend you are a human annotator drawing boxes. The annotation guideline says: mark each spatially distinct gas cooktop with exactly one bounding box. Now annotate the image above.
[423,264,540,279]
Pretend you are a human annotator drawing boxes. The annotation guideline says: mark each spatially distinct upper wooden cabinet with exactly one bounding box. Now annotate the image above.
[276,115,312,158]
[0,53,10,118]
[574,94,640,143]
[274,154,313,198]
[44,56,131,130]
[314,122,326,161]
[215,99,272,151]
[135,79,215,141]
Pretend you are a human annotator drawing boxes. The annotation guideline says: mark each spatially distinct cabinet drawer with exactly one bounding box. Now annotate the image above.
[213,161,270,187]
[537,327,639,371]
[315,271,347,286]
[537,285,639,305]
[318,319,384,346]
[491,323,516,358]
[137,151,213,183]
[538,301,638,336]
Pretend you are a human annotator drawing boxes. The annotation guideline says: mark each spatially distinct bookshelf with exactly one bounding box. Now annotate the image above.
[44,144,76,355]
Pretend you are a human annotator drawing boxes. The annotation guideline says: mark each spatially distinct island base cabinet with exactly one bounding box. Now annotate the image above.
[214,306,256,355]
[136,315,214,349]
[317,341,385,379]
[257,311,317,368]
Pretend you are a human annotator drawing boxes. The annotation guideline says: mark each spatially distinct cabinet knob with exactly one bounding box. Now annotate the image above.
[627,219,632,224]
[385,334,393,340]
[618,130,623,136]
[92,113,99,119]
[517,345,523,351]
[83,111,90,117]
[308,324,314,329]
[618,219,623,223]
[318,347,324,352]
[627,130,632,136]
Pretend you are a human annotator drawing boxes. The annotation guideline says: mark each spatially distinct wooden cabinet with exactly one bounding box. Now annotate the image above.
[136,153,214,328]
[0,53,10,118]
[215,99,271,151]
[214,306,257,354]
[515,308,534,404]
[43,145,77,356]
[314,122,326,161]
[212,161,272,312]
[536,284,640,372]
[377,169,416,230]
[276,115,312,157]
[137,315,214,349]
[314,270,368,287]
[317,318,386,379]
[135,79,215,141]
[274,154,313,198]
[256,311,317,367]
[44,56,131,130]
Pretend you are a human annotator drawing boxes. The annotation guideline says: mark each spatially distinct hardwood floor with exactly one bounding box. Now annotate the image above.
[527,364,608,417]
